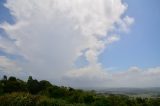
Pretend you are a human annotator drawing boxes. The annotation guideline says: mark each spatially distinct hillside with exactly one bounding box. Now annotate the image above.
[0,75,160,106]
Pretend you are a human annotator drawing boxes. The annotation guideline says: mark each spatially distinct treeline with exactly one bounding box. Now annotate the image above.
[0,75,160,106]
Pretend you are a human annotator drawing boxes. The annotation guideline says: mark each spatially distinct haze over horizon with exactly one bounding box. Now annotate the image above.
[0,0,160,88]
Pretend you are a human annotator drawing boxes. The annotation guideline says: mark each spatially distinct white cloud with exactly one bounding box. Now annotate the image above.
[0,35,20,55]
[117,16,135,32]
[106,35,120,44]
[63,64,111,87]
[113,67,160,87]
[64,66,160,88]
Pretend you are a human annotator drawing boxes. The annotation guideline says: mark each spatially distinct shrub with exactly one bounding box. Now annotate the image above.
[0,92,36,106]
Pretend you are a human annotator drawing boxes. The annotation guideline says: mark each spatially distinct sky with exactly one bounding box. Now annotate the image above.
[100,0,160,71]
[0,0,160,88]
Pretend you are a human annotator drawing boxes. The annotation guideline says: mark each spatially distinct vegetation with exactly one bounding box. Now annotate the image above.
[0,75,160,106]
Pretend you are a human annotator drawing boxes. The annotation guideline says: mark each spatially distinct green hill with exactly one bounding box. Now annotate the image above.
[0,75,160,106]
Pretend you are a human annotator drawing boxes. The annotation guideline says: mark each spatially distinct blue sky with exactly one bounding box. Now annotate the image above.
[0,0,13,24]
[0,0,160,87]
[100,0,160,71]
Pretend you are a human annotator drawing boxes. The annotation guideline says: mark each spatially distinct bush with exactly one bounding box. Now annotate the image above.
[92,97,110,106]
[0,92,82,106]
[0,92,36,106]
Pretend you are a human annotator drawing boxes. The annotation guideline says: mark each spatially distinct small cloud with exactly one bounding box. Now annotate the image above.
[106,35,120,44]
[117,16,134,32]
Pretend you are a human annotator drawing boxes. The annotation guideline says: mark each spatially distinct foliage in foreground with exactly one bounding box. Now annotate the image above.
[0,75,160,106]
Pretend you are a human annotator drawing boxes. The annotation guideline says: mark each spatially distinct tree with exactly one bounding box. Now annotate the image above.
[8,76,16,81]
[27,76,40,94]
[39,80,52,90]
[3,77,27,93]
[3,75,7,81]
[28,76,33,81]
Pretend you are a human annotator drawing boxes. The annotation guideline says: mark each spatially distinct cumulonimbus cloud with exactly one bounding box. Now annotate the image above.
[2,0,159,88]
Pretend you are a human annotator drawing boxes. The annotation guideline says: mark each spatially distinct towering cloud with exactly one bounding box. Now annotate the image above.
[5,0,160,88]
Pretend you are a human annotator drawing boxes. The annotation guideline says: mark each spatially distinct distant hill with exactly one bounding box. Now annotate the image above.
[96,87,160,98]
